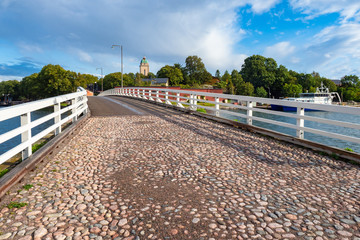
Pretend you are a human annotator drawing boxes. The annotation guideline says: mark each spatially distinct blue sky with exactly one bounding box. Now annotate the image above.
[1,0,360,81]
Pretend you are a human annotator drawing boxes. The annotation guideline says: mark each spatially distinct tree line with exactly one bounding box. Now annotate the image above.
[0,64,98,101]
[1,55,360,102]
[104,55,360,102]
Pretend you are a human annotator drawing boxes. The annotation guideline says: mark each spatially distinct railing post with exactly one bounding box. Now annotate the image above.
[143,89,146,99]
[189,94,194,110]
[165,91,171,105]
[149,90,154,101]
[21,112,32,160]
[215,97,220,116]
[247,101,253,125]
[296,107,305,139]
[54,102,61,135]
[156,91,162,103]
[176,92,184,108]
[137,89,140,98]
[193,94,197,110]
[72,97,78,123]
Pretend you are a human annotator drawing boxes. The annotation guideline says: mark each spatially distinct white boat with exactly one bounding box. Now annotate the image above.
[271,82,341,111]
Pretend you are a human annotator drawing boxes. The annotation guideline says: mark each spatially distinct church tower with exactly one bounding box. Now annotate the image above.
[139,57,149,76]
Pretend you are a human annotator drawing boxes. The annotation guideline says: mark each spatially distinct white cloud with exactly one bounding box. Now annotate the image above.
[74,49,93,63]
[289,0,360,23]
[17,42,43,53]
[247,0,281,14]
[0,75,22,81]
[0,0,281,75]
[264,41,295,60]
[303,23,360,78]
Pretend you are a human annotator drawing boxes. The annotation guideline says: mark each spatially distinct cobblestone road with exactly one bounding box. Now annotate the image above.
[0,97,359,240]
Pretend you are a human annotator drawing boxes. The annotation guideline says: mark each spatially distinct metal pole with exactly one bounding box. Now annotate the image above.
[112,44,123,92]
[96,67,103,92]
[121,45,123,90]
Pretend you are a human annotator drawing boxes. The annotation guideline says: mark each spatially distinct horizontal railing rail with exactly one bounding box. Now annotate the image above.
[0,87,88,165]
[99,87,360,151]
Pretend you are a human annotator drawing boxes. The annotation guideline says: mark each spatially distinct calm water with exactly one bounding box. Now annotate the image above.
[221,108,360,153]
[0,106,70,155]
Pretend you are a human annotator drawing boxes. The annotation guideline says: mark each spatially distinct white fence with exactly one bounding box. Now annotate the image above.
[0,87,88,165]
[99,87,360,151]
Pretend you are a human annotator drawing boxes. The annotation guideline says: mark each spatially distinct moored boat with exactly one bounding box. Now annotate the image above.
[271,82,341,112]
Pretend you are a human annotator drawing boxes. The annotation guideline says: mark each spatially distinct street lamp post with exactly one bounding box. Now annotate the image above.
[96,67,104,92]
[111,44,123,92]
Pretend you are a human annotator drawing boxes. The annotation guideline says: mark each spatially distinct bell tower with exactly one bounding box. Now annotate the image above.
[139,57,149,76]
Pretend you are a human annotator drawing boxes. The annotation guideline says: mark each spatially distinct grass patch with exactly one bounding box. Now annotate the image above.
[0,169,9,178]
[197,102,215,107]
[344,147,354,152]
[32,141,47,153]
[196,108,207,114]
[7,202,28,209]
[23,184,33,190]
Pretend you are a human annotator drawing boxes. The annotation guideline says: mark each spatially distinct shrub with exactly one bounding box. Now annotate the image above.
[32,141,47,153]
[23,184,33,190]
[197,108,207,114]
[0,169,9,178]
[7,202,28,209]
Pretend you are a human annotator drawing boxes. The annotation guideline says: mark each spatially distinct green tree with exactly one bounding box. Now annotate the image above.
[157,65,184,86]
[20,73,39,100]
[37,64,72,98]
[215,69,221,79]
[184,55,212,85]
[342,87,358,101]
[238,82,254,96]
[218,70,231,91]
[320,78,337,92]
[341,75,359,87]
[221,70,231,83]
[103,72,134,90]
[240,55,277,94]
[147,72,156,79]
[272,65,296,98]
[103,72,122,90]
[231,70,244,95]
[297,73,316,93]
[227,79,235,95]
[127,72,136,83]
[255,87,267,98]
[283,83,303,97]
[0,80,21,100]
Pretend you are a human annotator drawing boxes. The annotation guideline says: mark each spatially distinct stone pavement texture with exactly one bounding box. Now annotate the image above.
[0,97,359,240]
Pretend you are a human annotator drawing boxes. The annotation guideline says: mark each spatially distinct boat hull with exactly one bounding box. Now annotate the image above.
[270,104,283,111]
[271,104,322,112]
[282,106,321,112]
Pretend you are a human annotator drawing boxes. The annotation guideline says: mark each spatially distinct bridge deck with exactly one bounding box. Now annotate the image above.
[0,96,359,239]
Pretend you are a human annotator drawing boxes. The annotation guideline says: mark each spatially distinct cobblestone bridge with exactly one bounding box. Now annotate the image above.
[0,96,359,240]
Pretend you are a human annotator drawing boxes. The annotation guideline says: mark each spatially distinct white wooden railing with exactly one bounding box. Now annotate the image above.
[99,87,360,150]
[0,87,88,164]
